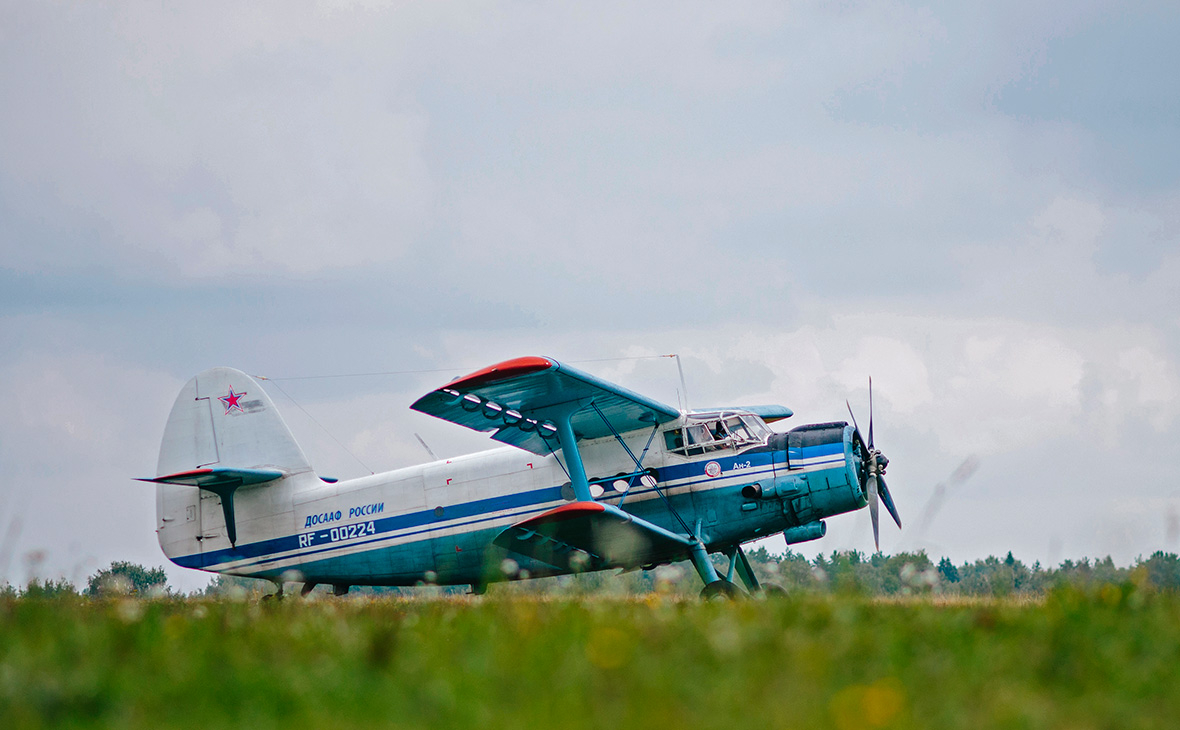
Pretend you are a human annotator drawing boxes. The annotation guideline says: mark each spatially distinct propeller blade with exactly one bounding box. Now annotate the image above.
[867,376,874,449]
[846,400,865,447]
[879,475,902,529]
[867,473,880,553]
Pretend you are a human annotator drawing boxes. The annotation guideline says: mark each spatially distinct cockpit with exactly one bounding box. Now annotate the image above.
[662,411,772,456]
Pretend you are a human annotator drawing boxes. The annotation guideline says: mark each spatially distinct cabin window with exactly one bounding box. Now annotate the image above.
[665,412,769,455]
[684,423,713,447]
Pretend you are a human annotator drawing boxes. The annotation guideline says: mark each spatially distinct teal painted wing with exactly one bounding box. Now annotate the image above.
[493,502,694,571]
[410,357,680,455]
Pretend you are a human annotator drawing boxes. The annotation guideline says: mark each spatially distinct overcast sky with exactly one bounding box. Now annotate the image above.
[2,1,1178,592]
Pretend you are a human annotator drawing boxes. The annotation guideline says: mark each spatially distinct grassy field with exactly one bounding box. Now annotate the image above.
[2,587,1178,730]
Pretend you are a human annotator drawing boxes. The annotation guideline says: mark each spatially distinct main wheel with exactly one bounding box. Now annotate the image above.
[757,583,789,598]
[700,579,742,600]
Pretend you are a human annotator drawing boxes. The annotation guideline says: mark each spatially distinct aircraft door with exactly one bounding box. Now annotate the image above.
[768,431,790,479]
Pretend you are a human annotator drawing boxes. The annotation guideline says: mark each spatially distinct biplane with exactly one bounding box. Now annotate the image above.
[145,357,900,597]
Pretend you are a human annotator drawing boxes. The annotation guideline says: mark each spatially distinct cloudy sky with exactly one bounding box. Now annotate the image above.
[2,1,1178,591]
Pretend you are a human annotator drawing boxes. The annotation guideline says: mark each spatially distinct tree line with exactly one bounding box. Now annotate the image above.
[5,549,1180,598]
[742,548,1180,596]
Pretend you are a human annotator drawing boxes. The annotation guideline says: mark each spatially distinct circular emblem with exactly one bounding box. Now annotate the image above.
[705,461,722,478]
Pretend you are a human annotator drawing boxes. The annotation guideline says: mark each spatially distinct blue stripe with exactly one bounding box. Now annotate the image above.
[173,484,564,569]
[657,451,775,481]
[174,441,843,571]
[248,503,557,570]
[788,441,844,461]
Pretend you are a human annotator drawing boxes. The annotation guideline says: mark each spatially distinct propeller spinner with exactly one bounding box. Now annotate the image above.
[847,377,902,552]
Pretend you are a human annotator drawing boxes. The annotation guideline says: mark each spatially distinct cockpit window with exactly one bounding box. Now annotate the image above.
[724,416,752,442]
[741,415,771,442]
[663,411,771,456]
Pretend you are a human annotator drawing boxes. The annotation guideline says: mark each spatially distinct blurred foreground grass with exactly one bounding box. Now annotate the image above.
[2,587,1178,730]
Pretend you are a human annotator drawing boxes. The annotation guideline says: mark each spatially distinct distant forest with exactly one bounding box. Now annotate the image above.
[7,549,1180,599]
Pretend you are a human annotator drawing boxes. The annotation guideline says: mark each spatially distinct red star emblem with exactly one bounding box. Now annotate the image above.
[219,387,246,414]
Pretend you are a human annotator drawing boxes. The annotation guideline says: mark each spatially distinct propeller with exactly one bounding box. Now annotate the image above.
[846,377,901,552]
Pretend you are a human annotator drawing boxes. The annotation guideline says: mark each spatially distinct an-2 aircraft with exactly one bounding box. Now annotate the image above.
[145,357,901,597]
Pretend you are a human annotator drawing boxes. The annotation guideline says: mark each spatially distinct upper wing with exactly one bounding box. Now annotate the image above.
[410,357,681,455]
[740,404,794,423]
[492,501,694,571]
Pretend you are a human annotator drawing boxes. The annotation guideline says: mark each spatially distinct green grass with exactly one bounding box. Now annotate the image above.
[2,587,1178,729]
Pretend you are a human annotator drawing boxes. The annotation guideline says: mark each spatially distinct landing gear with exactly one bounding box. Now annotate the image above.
[332,584,350,597]
[689,537,784,600]
[470,582,488,596]
[700,579,742,599]
[709,544,790,598]
[688,540,744,600]
[300,582,317,597]
[264,581,285,601]
[727,545,761,593]
[758,584,789,597]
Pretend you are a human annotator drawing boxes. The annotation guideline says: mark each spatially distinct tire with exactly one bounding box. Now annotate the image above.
[758,583,789,598]
[700,580,742,600]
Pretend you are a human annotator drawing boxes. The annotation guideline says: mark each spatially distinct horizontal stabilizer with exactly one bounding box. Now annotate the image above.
[137,466,285,487]
[140,467,284,547]
[493,502,694,572]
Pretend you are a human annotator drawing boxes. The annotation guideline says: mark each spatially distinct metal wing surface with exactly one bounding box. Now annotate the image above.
[493,502,694,571]
[410,357,681,455]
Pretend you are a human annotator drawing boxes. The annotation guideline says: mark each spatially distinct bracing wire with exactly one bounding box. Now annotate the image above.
[265,379,375,475]
[252,353,686,479]
[253,354,679,382]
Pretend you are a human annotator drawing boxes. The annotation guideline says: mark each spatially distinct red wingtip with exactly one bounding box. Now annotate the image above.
[446,356,554,391]
[514,501,605,527]
[156,468,214,480]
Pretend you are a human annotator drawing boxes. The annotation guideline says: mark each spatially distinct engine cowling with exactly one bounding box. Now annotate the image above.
[769,421,868,525]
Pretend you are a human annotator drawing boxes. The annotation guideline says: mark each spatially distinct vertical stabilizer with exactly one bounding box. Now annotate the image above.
[155,367,311,553]
[157,367,311,477]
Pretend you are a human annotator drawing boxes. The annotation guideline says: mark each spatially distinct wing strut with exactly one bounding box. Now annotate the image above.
[588,401,694,537]
[616,424,659,508]
[551,402,594,502]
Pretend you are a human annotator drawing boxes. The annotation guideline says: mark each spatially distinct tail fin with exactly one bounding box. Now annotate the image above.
[157,367,311,477]
[153,367,311,548]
